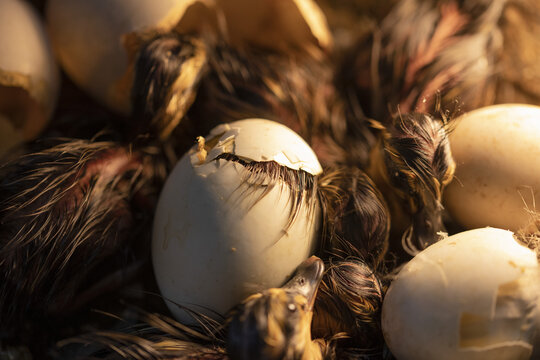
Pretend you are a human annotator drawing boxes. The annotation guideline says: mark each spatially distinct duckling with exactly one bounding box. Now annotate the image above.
[66,256,332,360]
[317,166,390,266]
[226,256,328,360]
[339,0,540,119]
[311,258,385,358]
[0,138,166,341]
[367,112,455,255]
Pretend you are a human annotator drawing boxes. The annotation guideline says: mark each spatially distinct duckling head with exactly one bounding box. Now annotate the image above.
[370,112,455,255]
[226,256,325,360]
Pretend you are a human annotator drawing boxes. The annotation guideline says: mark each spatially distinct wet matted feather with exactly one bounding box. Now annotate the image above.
[312,259,385,358]
[317,167,389,265]
[366,112,455,257]
[0,138,166,336]
[339,0,540,121]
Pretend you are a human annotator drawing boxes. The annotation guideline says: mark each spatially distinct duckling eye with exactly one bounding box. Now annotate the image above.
[288,303,297,312]
[298,277,305,286]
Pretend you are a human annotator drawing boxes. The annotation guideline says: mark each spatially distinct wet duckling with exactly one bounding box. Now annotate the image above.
[317,166,390,265]
[0,138,166,341]
[226,256,327,360]
[311,258,385,358]
[367,112,455,255]
[340,0,540,119]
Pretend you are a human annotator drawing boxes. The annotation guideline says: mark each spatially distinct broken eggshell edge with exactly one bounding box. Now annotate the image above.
[382,227,540,360]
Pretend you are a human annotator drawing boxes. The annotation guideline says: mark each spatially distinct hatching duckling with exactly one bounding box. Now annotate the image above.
[0,138,166,341]
[226,256,328,360]
[367,112,455,255]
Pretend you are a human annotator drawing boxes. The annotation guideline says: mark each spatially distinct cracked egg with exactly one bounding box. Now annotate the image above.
[0,0,59,157]
[382,227,540,360]
[152,119,322,323]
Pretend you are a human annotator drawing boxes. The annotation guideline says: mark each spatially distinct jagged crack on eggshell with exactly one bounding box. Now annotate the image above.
[152,119,321,323]
[382,227,540,360]
[202,119,323,175]
[46,0,214,113]
[0,0,59,142]
[216,0,332,53]
[444,104,540,232]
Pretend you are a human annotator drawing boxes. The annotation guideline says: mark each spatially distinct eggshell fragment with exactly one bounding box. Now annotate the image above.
[152,119,321,323]
[0,0,59,155]
[382,227,540,360]
[444,104,540,232]
[216,0,332,54]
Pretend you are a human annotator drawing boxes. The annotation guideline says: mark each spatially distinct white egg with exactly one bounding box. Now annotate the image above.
[444,104,540,232]
[382,227,540,360]
[0,0,59,156]
[45,0,331,114]
[152,119,322,323]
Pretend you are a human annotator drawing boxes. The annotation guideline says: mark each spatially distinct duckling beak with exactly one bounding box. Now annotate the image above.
[282,256,324,312]
[411,204,446,251]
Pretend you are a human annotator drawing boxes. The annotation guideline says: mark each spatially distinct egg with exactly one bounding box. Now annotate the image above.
[382,227,540,360]
[45,0,331,114]
[152,119,322,323]
[444,104,540,233]
[0,0,59,157]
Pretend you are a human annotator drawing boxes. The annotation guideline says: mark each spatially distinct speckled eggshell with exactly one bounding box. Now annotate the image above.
[152,119,322,323]
[382,227,540,360]
[444,104,540,232]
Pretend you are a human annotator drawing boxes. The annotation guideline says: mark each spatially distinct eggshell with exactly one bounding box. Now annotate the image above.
[0,0,59,155]
[382,227,540,360]
[444,104,540,232]
[216,0,332,54]
[152,119,321,322]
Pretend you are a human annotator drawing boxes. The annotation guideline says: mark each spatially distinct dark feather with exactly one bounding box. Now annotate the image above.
[0,139,166,334]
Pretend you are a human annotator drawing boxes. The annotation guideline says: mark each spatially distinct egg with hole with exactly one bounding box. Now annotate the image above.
[0,0,59,157]
[45,0,330,114]
[444,104,540,232]
[382,227,540,360]
[152,119,322,323]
